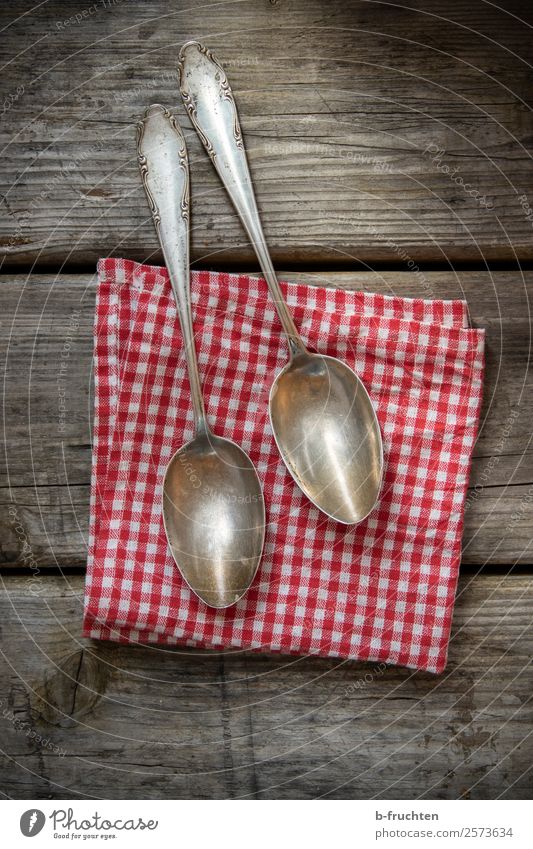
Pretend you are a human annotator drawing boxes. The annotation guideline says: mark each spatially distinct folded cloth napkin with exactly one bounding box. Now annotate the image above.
[83,258,484,673]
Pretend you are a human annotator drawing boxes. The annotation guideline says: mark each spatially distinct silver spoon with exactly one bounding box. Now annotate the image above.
[178,44,384,524]
[137,104,265,607]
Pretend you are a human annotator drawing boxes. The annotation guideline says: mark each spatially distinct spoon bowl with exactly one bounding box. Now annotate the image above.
[163,433,265,608]
[269,353,383,524]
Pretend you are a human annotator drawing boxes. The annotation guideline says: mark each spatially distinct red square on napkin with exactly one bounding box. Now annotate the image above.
[83,259,484,673]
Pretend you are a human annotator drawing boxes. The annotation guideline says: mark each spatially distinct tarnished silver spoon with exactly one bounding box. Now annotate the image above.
[178,44,383,524]
[137,104,265,607]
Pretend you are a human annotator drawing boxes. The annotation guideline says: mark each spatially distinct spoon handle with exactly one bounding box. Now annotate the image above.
[137,104,207,434]
[178,42,305,358]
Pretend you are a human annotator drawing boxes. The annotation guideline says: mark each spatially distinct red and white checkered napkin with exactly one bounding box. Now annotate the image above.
[83,258,484,673]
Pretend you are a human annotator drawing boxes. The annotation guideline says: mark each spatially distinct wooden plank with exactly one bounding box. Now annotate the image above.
[1,0,533,268]
[2,271,532,568]
[0,574,531,799]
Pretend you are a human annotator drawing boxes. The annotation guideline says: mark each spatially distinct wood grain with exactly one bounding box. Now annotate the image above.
[1,0,532,268]
[2,270,532,569]
[0,574,531,799]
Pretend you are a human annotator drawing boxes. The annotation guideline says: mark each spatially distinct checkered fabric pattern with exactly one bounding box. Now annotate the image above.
[83,258,485,673]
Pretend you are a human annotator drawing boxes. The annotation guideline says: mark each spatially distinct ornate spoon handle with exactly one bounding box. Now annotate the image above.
[137,104,207,433]
[178,42,305,358]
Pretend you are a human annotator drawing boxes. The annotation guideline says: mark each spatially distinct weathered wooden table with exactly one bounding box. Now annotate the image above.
[1,0,532,799]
